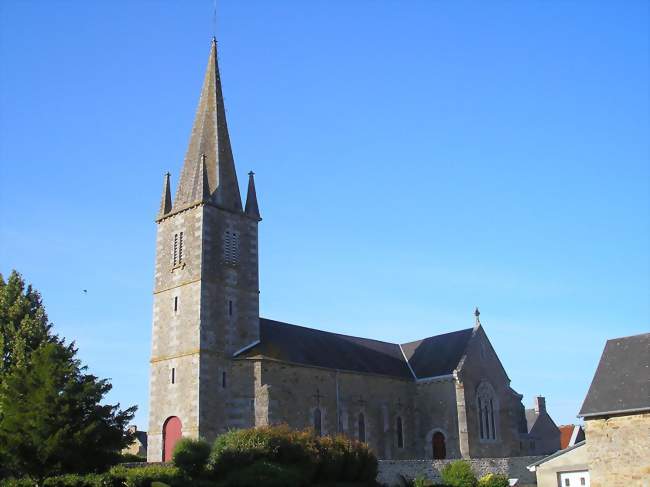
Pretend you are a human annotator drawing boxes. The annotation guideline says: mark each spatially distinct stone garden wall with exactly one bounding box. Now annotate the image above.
[377,456,543,486]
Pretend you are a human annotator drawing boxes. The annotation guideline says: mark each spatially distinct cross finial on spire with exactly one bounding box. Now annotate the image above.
[474,307,481,327]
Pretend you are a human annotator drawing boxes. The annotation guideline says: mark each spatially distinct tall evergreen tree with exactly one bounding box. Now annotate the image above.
[0,271,136,480]
[0,271,56,380]
[0,342,136,480]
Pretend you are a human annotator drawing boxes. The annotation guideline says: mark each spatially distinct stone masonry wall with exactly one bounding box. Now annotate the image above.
[255,359,422,460]
[585,412,650,487]
[377,457,543,486]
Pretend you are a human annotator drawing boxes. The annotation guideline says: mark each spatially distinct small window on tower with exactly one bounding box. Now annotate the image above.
[223,231,240,265]
[172,232,185,266]
[174,296,178,312]
[178,232,184,263]
[173,234,179,266]
[396,416,404,448]
[228,300,233,316]
[171,367,175,384]
[222,371,227,388]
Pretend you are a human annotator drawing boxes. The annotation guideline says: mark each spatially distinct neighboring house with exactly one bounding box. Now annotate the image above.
[558,425,585,450]
[145,38,538,463]
[521,396,561,455]
[578,332,650,487]
[527,441,589,487]
[122,425,147,459]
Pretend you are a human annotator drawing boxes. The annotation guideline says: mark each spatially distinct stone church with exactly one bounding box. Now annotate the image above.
[147,39,535,462]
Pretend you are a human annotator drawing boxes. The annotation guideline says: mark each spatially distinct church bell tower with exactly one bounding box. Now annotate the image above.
[147,38,261,462]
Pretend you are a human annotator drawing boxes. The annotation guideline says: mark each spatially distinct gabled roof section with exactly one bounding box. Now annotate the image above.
[235,319,474,380]
[579,332,650,418]
[174,38,242,212]
[401,328,473,378]
[236,318,413,378]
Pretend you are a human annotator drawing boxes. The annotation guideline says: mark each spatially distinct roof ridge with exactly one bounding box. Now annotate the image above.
[400,327,474,347]
[259,317,401,347]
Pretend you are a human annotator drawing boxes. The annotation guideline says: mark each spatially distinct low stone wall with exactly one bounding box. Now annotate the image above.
[377,457,543,486]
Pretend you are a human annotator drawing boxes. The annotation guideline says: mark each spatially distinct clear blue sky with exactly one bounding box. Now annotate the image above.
[1,1,648,430]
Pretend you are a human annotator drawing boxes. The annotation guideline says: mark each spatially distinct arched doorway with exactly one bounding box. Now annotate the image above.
[162,416,182,462]
[433,431,446,459]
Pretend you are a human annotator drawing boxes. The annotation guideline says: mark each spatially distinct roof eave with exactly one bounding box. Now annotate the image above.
[579,406,650,419]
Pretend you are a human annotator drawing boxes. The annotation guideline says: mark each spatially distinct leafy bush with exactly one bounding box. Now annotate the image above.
[172,438,211,477]
[119,453,147,464]
[217,460,303,487]
[42,474,105,487]
[109,465,183,487]
[440,460,477,487]
[207,425,377,484]
[477,473,509,487]
[0,479,36,487]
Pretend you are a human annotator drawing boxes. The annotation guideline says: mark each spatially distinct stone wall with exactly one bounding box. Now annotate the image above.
[377,457,543,486]
[585,412,650,487]
[458,326,527,458]
[256,359,420,460]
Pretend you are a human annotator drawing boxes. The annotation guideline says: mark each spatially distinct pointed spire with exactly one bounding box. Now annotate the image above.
[159,172,172,217]
[245,171,261,220]
[174,38,242,211]
[194,152,212,202]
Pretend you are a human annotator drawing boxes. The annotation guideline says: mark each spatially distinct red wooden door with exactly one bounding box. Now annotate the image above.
[162,416,182,462]
[433,432,446,459]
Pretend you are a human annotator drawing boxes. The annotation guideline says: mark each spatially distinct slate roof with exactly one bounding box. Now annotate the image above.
[234,318,474,380]
[579,332,650,418]
[525,409,539,432]
[401,328,474,378]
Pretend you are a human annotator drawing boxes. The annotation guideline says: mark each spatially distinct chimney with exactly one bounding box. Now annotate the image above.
[534,396,546,414]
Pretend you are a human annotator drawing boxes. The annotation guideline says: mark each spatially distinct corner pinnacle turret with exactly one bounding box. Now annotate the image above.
[245,171,261,220]
[159,172,172,217]
[174,38,242,212]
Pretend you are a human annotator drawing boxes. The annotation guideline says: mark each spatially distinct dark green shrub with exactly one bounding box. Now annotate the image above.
[207,425,377,485]
[172,438,211,477]
[108,465,182,487]
[217,460,302,487]
[119,453,147,463]
[207,425,317,480]
[440,460,476,487]
[477,473,509,487]
[42,475,99,487]
[0,479,36,487]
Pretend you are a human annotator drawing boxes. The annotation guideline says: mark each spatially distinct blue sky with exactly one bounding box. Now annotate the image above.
[1,1,648,429]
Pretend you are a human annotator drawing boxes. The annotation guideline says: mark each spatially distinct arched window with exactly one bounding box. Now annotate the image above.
[358,413,366,442]
[162,416,182,462]
[396,416,404,448]
[477,381,498,441]
[433,431,446,459]
[314,408,322,436]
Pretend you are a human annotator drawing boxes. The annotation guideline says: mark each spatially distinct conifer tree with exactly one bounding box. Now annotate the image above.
[0,271,56,380]
[0,341,136,480]
[0,271,136,480]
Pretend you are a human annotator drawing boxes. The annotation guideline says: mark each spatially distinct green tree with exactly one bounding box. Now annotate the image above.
[0,341,136,481]
[0,271,56,379]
